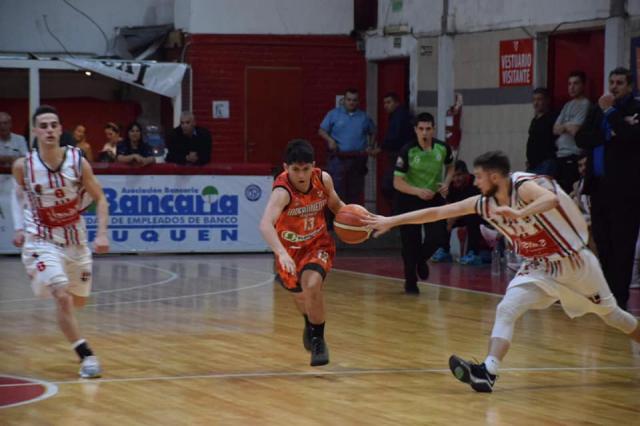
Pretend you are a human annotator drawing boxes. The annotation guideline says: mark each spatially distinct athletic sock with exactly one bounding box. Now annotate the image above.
[303,314,311,329]
[72,339,94,360]
[484,355,500,375]
[310,322,325,339]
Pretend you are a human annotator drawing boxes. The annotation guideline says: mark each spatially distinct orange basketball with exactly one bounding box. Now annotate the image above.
[334,204,372,244]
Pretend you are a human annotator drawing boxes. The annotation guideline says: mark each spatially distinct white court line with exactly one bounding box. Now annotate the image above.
[332,267,504,298]
[0,261,179,304]
[333,268,640,318]
[0,277,275,313]
[0,374,58,409]
[1,365,639,388]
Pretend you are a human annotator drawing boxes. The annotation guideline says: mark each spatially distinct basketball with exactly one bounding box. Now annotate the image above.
[334,204,372,244]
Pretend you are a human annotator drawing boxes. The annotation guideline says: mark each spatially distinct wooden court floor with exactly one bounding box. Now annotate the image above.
[1,253,639,425]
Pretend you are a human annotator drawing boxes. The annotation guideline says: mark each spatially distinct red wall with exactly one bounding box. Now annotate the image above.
[187,34,368,166]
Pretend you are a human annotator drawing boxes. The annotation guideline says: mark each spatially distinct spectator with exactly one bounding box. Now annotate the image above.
[553,71,590,193]
[526,88,557,175]
[98,122,121,163]
[165,112,212,165]
[576,66,640,310]
[393,112,453,294]
[116,122,155,167]
[570,154,596,253]
[72,124,94,162]
[0,112,28,166]
[380,92,414,204]
[318,88,377,204]
[431,160,486,265]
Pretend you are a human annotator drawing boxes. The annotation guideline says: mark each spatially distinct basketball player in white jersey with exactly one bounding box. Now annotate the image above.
[365,151,640,392]
[11,105,110,378]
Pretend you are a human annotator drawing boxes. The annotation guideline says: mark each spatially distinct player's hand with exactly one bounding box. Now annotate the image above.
[493,206,522,220]
[93,235,110,254]
[416,188,435,201]
[12,230,25,248]
[362,214,394,238]
[437,182,449,198]
[624,113,639,125]
[564,124,580,136]
[598,93,615,111]
[276,251,296,276]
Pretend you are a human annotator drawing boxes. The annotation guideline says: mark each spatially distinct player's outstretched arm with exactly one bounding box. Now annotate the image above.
[80,158,110,254]
[364,195,479,237]
[11,159,26,247]
[259,187,296,275]
[321,171,345,215]
[498,180,558,219]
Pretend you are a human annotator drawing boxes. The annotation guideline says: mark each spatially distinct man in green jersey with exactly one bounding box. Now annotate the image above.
[393,112,454,293]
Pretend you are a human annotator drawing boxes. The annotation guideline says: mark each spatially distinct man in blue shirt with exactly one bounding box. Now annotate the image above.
[318,88,376,204]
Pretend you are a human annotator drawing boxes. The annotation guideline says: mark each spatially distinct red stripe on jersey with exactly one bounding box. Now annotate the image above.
[63,227,70,245]
[71,149,78,178]
[47,171,54,189]
[537,212,575,255]
[28,154,35,183]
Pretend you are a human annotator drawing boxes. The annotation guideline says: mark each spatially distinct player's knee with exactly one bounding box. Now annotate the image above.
[51,286,73,310]
[495,298,525,324]
[73,295,88,309]
[601,307,638,334]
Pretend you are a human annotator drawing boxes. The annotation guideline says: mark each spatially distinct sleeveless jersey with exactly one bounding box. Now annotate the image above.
[475,172,588,262]
[22,147,88,245]
[273,168,331,250]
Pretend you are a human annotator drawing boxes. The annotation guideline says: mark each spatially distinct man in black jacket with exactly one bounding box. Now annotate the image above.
[576,67,640,310]
[166,112,212,165]
[526,88,557,175]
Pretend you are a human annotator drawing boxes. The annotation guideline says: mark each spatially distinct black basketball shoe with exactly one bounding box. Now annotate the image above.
[449,355,497,393]
[310,337,329,366]
[303,325,312,352]
[417,260,430,280]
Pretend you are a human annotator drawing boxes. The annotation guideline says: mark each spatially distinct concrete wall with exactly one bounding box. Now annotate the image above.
[0,0,174,56]
[177,0,353,35]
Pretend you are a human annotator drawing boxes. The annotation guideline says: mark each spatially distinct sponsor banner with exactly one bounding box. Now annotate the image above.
[0,174,272,254]
[499,38,533,87]
[66,59,187,98]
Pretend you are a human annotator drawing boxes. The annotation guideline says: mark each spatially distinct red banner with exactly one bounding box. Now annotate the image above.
[499,38,533,87]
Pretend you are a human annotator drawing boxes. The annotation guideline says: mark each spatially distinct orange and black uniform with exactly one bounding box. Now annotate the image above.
[273,168,336,292]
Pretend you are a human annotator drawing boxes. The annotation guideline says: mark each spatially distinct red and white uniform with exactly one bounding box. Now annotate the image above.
[20,147,93,298]
[273,168,335,291]
[477,172,615,317]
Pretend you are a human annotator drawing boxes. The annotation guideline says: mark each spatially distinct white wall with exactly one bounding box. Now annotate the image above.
[177,0,353,34]
[376,0,442,36]
[0,0,174,56]
[376,0,636,35]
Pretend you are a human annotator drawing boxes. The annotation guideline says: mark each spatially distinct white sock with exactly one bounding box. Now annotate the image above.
[484,355,500,375]
[72,338,86,349]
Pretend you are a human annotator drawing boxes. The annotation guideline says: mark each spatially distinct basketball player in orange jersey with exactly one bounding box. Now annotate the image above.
[260,139,346,366]
[11,105,110,378]
[365,151,640,392]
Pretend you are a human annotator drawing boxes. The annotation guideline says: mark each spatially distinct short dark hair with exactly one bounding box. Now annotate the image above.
[532,87,550,98]
[345,88,359,96]
[32,105,59,125]
[383,92,399,101]
[454,160,469,174]
[473,151,510,176]
[609,67,633,85]
[104,122,120,133]
[284,139,314,164]
[568,70,586,84]
[414,112,435,126]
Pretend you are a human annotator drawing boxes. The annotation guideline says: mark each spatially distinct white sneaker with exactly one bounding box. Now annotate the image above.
[79,356,102,378]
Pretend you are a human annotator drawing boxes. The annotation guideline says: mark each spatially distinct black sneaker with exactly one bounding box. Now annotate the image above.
[448,355,496,393]
[417,261,430,280]
[404,281,420,294]
[310,337,329,366]
[303,325,312,352]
